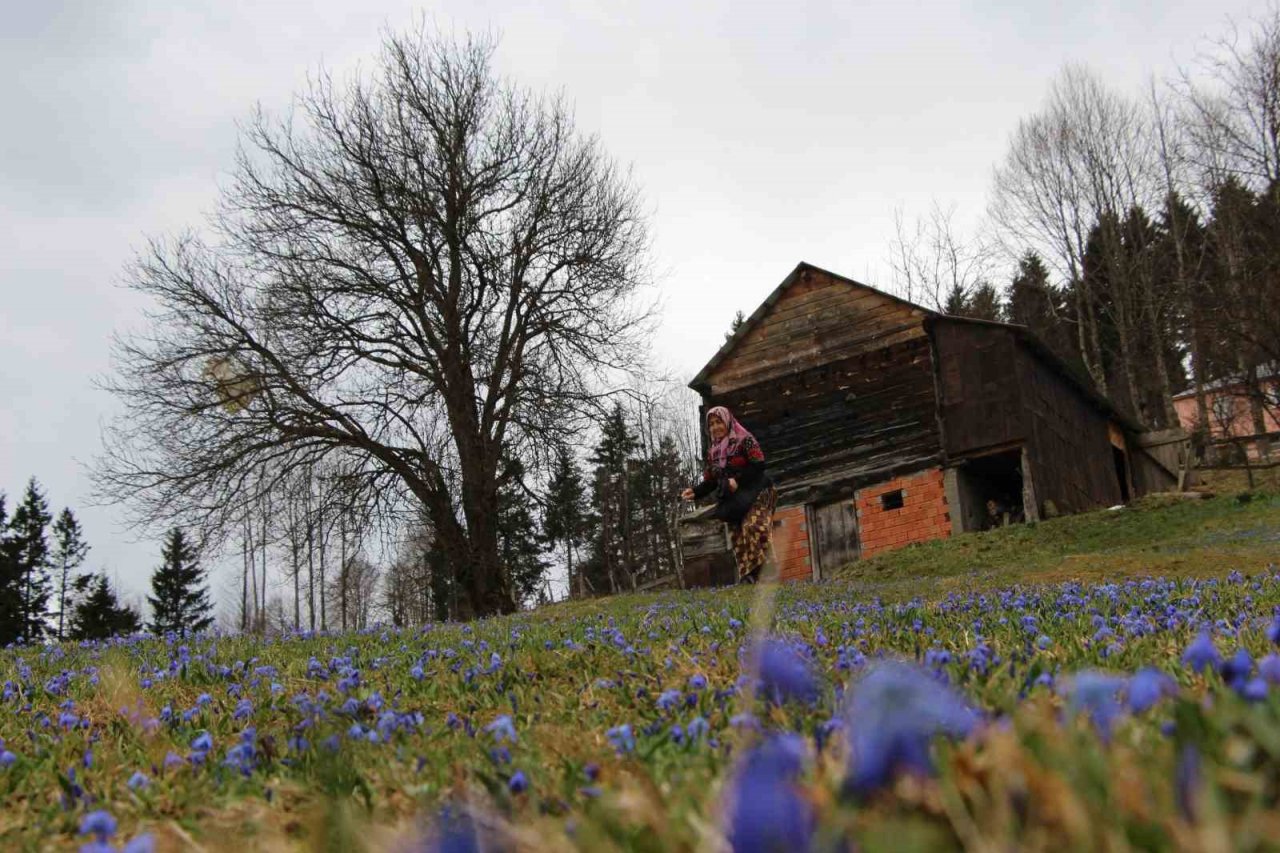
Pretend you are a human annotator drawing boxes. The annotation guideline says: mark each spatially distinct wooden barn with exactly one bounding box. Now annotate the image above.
[678,262,1186,586]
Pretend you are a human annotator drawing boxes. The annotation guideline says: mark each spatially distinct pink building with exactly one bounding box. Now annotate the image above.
[1173,366,1279,461]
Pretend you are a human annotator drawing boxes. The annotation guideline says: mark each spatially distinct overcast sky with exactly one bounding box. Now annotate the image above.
[0,0,1265,611]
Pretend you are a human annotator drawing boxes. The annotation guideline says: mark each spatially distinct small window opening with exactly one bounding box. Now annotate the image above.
[880,490,904,511]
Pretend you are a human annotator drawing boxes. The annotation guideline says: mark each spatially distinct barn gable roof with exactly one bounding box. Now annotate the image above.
[687,261,937,393]
[689,260,1146,435]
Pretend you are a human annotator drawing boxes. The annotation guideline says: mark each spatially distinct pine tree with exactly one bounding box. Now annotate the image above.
[147,529,214,637]
[942,283,969,316]
[70,574,141,640]
[51,508,90,641]
[496,455,549,606]
[5,478,53,644]
[543,445,588,598]
[966,282,1003,322]
[724,309,747,341]
[587,404,639,593]
[0,493,19,645]
[1007,251,1079,366]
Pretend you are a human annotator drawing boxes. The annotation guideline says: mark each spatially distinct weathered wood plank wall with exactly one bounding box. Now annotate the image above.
[695,269,941,505]
[930,321,1027,455]
[929,318,1126,516]
[1014,341,1124,515]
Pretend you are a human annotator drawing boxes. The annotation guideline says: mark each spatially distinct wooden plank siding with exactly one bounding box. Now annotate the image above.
[930,321,1028,455]
[700,267,932,396]
[692,266,942,507]
[1015,344,1124,514]
[710,337,942,501]
[928,318,1124,517]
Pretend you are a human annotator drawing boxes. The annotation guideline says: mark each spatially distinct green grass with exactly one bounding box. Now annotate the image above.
[833,490,1280,597]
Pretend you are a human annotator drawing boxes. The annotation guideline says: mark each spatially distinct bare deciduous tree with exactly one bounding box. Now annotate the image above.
[887,202,994,311]
[991,65,1180,426]
[328,554,380,631]
[1181,12,1280,188]
[94,26,653,619]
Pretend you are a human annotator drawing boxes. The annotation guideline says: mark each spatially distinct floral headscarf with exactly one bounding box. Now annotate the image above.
[707,406,761,471]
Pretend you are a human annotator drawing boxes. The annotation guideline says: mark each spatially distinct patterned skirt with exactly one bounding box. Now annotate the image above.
[730,484,777,583]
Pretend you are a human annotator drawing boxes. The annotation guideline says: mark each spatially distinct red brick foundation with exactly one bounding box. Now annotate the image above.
[770,504,812,583]
[855,468,951,559]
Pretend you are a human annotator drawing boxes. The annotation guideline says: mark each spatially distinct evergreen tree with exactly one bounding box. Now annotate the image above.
[586,404,639,593]
[943,282,1002,322]
[0,494,19,645]
[69,574,141,640]
[966,282,1003,322]
[147,529,213,637]
[4,478,53,644]
[724,310,747,341]
[51,508,90,641]
[495,455,549,606]
[942,283,969,316]
[543,445,588,597]
[1007,251,1079,365]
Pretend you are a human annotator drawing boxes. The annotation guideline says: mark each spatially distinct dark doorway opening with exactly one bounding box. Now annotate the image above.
[1112,446,1132,503]
[955,448,1026,532]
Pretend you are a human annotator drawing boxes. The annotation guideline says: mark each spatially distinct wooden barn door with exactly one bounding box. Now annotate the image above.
[811,499,859,578]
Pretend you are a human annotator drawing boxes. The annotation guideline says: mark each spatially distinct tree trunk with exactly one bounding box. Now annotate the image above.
[306,500,316,632]
[241,531,249,632]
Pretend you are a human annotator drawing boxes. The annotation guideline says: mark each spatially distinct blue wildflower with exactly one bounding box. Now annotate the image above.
[689,674,707,691]
[656,689,682,712]
[606,724,635,754]
[1239,677,1269,702]
[424,804,481,852]
[122,834,156,853]
[79,810,117,841]
[1067,671,1127,739]
[191,732,213,753]
[687,716,710,742]
[1260,653,1280,684]
[843,661,979,795]
[1181,632,1221,673]
[127,771,149,791]
[1126,668,1175,714]
[0,750,15,768]
[508,770,528,794]
[485,715,518,743]
[725,734,813,853]
[1176,743,1201,821]
[756,638,819,706]
[1220,648,1253,687]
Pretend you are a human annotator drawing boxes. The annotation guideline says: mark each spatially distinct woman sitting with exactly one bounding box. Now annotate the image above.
[680,406,777,583]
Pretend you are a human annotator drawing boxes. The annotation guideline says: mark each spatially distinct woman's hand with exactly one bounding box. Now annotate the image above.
[680,488,695,501]
[727,478,738,493]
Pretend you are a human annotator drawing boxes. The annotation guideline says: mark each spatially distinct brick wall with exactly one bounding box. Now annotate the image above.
[855,468,951,558]
[770,504,813,583]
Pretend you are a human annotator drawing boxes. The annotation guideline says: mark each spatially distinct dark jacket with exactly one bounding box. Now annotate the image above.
[691,437,772,525]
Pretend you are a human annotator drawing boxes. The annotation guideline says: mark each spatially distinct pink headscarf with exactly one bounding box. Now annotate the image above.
[707,406,758,471]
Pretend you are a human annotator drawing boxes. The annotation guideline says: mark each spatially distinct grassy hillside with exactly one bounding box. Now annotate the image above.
[1,490,1279,851]
[831,489,1280,600]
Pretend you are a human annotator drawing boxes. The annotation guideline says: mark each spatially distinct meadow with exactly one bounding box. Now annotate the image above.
[3,491,1280,852]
